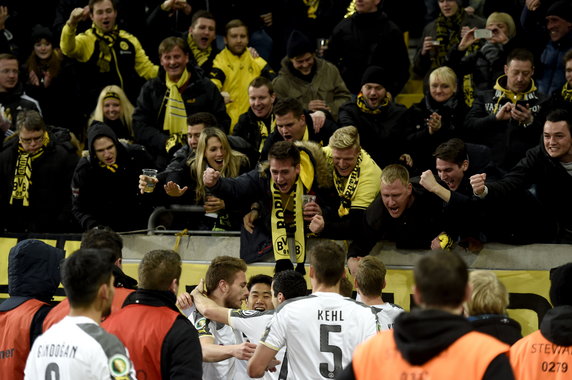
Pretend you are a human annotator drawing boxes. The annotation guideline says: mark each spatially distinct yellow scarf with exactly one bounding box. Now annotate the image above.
[92,24,119,73]
[270,176,305,264]
[164,69,190,152]
[257,114,276,152]
[187,33,212,67]
[99,161,119,173]
[356,93,389,114]
[562,82,572,102]
[334,151,362,217]
[303,0,319,19]
[10,132,49,206]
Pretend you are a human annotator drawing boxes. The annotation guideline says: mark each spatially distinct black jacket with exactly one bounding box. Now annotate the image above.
[0,129,79,233]
[468,314,522,345]
[132,65,230,169]
[326,8,410,95]
[71,122,155,231]
[485,143,572,243]
[122,289,203,379]
[464,76,546,170]
[338,100,407,168]
[0,82,41,138]
[347,185,445,257]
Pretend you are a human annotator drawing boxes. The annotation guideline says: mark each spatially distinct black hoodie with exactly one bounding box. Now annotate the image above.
[71,122,155,231]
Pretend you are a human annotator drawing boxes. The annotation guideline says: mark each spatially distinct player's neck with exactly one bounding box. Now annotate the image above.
[359,294,384,306]
[209,291,226,307]
[311,282,340,294]
[69,306,102,324]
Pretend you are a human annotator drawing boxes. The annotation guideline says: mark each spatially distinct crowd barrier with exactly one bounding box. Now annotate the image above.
[0,233,567,336]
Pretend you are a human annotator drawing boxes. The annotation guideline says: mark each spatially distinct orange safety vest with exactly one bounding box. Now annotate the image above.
[102,304,179,380]
[43,287,135,332]
[510,330,572,380]
[0,298,47,380]
[353,330,509,380]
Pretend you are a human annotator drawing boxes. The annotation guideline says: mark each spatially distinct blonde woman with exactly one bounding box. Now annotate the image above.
[165,127,250,231]
[89,85,135,141]
[465,270,522,345]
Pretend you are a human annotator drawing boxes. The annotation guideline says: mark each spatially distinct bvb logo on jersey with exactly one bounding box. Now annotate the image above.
[109,353,131,378]
[119,41,129,50]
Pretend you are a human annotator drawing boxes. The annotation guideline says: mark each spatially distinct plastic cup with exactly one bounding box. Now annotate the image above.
[142,169,158,193]
[302,194,316,207]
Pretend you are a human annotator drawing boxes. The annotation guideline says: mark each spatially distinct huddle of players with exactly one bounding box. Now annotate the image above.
[16,232,570,380]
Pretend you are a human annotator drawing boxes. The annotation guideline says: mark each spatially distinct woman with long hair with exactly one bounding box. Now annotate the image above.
[89,85,135,141]
[164,127,250,230]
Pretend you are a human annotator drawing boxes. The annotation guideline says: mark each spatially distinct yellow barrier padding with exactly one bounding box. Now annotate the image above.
[63,240,82,257]
[0,237,18,286]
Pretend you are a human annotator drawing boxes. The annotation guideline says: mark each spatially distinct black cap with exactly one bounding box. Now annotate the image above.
[287,30,314,58]
[361,66,388,87]
[31,24,53,44]
[546,0,572,24]
[550,262,572,307]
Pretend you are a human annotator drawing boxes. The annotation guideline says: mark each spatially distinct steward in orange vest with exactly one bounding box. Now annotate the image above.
[0,240,64,380]
[102,250,203,379]
[510,262,572,380]
[338,251,515,380]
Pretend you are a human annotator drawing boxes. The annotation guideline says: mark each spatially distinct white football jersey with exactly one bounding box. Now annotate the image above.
[229,309,286,380]
[24,316,136,380]
[190,309,244,380]
[260,292,378,380]
[372,303,404,330]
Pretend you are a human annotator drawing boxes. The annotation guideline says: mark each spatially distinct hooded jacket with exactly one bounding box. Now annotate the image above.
[273,56,351,120]
[339,309,513,380]
[464,75,546,170]
[71,122,155,231]
[0,82,41,138]
[0,240,64,380]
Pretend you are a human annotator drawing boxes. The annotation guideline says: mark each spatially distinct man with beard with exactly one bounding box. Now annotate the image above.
[210,19,275,130]
[188,255,255,380]
[103,250,203,379]
[25,248,137,379]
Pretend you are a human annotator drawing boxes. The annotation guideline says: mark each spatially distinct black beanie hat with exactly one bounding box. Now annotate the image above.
[361,66,388,87]
[546,1,572,24]
[31,24,53,44]
[287,30,314,58]
[549,262,572,307]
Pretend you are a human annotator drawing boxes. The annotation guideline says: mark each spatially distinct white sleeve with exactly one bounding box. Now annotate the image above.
[258,311,285,352]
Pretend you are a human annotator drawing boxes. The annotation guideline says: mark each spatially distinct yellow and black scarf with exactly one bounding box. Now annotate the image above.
[356,93,389,114]
[257,114,276,151]
[187,33,212,67]
[334,151,362,217]
[270,177,305,263]
[92,24,119,73]
[99,161,119,173]
[303,0,319,19]
[10,133,49,206]
[434,9,466,68]
[164,69,190,152]
[562,82,572,102]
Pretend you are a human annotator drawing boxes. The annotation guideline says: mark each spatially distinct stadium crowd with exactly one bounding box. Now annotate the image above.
[1,0,572,377]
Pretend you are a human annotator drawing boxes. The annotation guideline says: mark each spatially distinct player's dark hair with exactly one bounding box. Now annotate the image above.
[62,248,115,308]
[249,76,274,95]
[414,251,468,308]
[205,256,247,296]
[191,10,215,27]
[309,241,346,287]
[272,270,307,299]
[81,227,123,261]
[433,138,468,166]
[139,250,181,291]
[247,274,273,291]
[546,109,572,134]
[506,48,534,66]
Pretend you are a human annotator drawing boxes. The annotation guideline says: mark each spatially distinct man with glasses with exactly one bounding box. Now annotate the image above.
[0,54,41,140]
[0,110,79,232]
